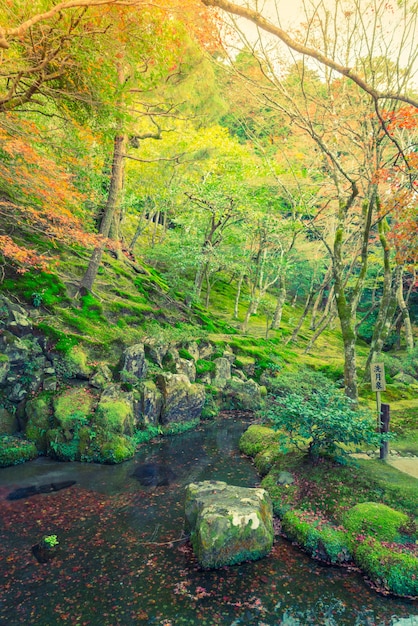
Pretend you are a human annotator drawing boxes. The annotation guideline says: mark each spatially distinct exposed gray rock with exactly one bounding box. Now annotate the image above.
[176,357,196,383]
[0,295,32,336]
[156,373,205,424]
[198,341,213,360]
[43,376,57,392]
[183,341,200,361]
[185,480,273,568]
[212,357,231,389]
[136,380,163,425]
[121,343,147,380]
[0,356,10,385]
[90,364,113,389]
[277,471,294,485]
[144,338,169,367]
[223,378,263,410]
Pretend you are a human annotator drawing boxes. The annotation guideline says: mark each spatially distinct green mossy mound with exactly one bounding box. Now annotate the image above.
[342,502,410,543]
[261,466,300,517]
[95,398,134,435]
[281,509,352,565]
[239,424,280,457]
[354,538,418,597]
[53,388,95,429]
[0,435,38,467]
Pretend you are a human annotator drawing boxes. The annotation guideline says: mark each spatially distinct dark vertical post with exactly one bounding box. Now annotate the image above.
[380,403,390,460]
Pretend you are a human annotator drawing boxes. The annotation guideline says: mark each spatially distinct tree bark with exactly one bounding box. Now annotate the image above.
[233,272,244,319]
[396,265,414,351]
[79,133,127,293]
[270,273,286,329]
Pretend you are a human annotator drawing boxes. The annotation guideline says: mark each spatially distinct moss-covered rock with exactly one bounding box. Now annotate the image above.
[282,509,352,565]
[156,373,205,424]
[98,434,136,464]
[25,392,53,452]
[222,378,263,411]
[239,425,280,457]
[53,387,94,430]
[342,502,410,543]
[354,538,418,597]
[261,466,300,517]
[185,480,273,569]
[0,435,37,467]
[0,407,18,435]
[95,398,134,435]
[64,345,92,379]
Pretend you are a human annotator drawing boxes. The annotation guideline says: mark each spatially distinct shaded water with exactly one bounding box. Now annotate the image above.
[0,416,417,626]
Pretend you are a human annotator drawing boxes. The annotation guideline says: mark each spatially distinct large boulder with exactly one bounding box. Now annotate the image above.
[156,373,205,424]
[136,380,163,425]
[0,295,32,336]
[175,357,196,382]
[223,378,263,411]
[212,357,231,389]
[121,343,148,380]
[185,480,273,569]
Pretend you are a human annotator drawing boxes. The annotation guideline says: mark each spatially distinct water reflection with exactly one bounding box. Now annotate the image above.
[0,416,417,625]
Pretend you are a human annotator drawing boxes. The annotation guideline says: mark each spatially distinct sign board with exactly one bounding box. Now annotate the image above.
[370,362,386,392]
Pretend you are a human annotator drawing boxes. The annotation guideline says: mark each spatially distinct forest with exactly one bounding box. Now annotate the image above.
[0,0,417,622]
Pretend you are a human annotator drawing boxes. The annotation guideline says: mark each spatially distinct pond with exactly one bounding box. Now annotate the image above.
[0,416,417,626]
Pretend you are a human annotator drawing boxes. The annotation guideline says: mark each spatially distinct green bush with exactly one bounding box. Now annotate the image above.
[342,502,411,543]
[0,435,38,467]
[282,510,352,565]
[354,538,418,597]
[239,425,281,457]
[262,371,378,461]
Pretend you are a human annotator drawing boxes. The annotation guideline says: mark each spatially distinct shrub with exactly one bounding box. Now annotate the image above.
[342,502,411,543]
[0,435,37,467]
[262,372,378,461]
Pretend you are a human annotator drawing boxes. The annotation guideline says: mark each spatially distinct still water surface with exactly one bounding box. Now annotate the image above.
[0,417,417,625]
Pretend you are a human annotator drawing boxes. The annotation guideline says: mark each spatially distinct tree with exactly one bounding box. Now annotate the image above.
[201,0,418,108]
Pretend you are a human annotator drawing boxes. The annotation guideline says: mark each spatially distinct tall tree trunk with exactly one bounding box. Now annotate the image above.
[234,272,244,319]
[396,265,414,351]
[310,266,332,330]
[79,133,127,293]
[364,220,396,376]
[286,280,314,345]
[270,273,286,329]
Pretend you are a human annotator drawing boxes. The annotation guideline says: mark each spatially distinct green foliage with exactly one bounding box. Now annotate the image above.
[0,435,38,467]
[342,502,410,543]
[282,510,352,565]
[262,372,378,460]
[239,425,281,457]
[196,359,216,375]
[132,425,163,445]
[42,535,59,548]
[178,348,194,361]
[354,538,418,597]
[162,419,200,436]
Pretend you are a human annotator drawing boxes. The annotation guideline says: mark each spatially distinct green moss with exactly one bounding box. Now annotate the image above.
[99,434,135,464]
[282,510,352,565]
[162,418,200,436]
[95,399,133,435]
[25,392,53,453]
[53,388,94,429]
[239,425,280,456]
[196,359,216,375]
[3,270,70,308]
[178,348,194,361]
[354,538,418,597]
[0,435,38,467]
[342,502,410,543]
[261,466,300,517]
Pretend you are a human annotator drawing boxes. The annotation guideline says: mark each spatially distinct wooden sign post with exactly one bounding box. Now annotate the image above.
[370,362,386,430]
[370,362,389,459]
